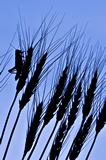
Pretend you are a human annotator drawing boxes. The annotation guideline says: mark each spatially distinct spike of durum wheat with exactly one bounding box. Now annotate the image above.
[66,114,93,160]
[22,102,43,159]
[51,81,82,159]
[85,99,106,160]
[48,119,67,160]
[82,70,97,123]
[67,81,82,131]
[19,52,47,110]
[57,71,77,122]
[43,66,68,126]
[96,99,106,134]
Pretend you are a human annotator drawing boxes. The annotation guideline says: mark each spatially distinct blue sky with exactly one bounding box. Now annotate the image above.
[0,0,106,160]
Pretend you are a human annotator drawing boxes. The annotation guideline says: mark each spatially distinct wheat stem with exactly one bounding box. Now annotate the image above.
[85,133,97,160]
[85,100,106,159]
[0,91,18,144]
[39,121,58,160]
[27,125,45,160]
[48,118,67,160]
[2,109,21,160]
[65,115,93,160]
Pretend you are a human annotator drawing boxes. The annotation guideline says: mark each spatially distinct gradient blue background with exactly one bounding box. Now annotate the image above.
[0,0,106,159]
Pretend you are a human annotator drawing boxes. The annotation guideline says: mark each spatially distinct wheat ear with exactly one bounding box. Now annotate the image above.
[19,52,47,110]
[48,118,67,160]
[55,81,82,159]
[43,66,68,126]
[67,81,82,131]
[66,114,93,160]
[56,70,78,122]
[22,102,43,159]
[82,70,97,123]
[85,99,106,160]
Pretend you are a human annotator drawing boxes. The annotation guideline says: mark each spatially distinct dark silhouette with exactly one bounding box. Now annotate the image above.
[0,16,105,160]
[8,49,24,80]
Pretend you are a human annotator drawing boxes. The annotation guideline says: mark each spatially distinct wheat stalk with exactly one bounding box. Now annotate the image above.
[2,109,21,160]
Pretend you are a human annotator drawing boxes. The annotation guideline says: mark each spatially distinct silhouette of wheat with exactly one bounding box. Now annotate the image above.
[0,14,105,160]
